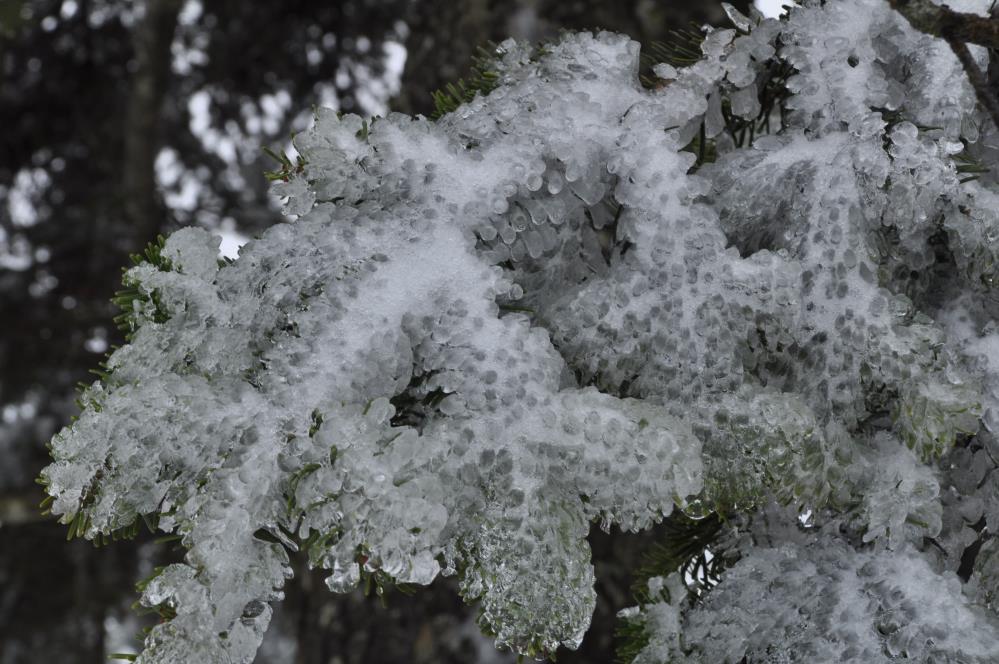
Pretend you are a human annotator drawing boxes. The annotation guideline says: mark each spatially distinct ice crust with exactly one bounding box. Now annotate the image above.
[627,534,999,663]
[41,0,999,661]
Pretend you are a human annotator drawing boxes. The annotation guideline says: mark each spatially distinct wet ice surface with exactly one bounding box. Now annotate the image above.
[41,0,999,661]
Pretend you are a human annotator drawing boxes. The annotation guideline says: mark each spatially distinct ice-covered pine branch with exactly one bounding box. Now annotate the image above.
[39,0,999,661]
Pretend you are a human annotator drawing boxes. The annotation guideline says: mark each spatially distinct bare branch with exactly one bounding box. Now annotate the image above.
[889,0,999,48]
[889,0,999,131]
[946,37,999,131]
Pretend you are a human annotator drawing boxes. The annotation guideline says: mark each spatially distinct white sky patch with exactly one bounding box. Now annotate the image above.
[160,27,410,236]
[188,91,239,163]
[242,90,292,136]
[755,0,797,17]
[84,327,109,354]
[351,40,408,117]
[278,38,407,134]
[177,0,202,25]
[1,168,50,272]
[683,548,716,594]
[86,0,138,29]
[1,405,15,425]
[172,0,208,75]
[306,43,322,67]
[312,84,340,116]
[385,41,407,90]
[60,0,79,20]
[155,147,182,188]
[155,147,201,212]
[28,271,58,297]
[8,167,51,227]
[1,400,37,424]
[215,218,248,260]
[0,232,32,271]
[103,614,140,662]
[156,147,249,258]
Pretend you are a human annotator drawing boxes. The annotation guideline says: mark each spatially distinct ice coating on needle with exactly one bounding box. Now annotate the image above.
[43,32,711,662]
[40,0,999,661]
[619,0,999,660]
[624,535,999,663]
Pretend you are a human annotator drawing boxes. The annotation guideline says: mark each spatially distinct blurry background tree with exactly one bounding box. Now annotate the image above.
[0,0,754,661]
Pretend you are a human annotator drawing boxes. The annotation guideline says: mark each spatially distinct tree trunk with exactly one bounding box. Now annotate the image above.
[121,0,183,252]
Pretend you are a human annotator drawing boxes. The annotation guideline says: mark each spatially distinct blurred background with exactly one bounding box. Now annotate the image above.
[0,1,778,661]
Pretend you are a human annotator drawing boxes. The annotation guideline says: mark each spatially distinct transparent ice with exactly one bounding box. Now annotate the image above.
[42,0,999,661]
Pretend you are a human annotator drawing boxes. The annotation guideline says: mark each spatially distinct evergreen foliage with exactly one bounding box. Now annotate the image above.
[39,0,999,662]
[430,43,506,119]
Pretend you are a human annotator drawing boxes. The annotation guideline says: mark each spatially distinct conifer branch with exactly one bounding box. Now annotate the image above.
[889,0,999,48]
[947,37,999,131]
[889,0,999,130]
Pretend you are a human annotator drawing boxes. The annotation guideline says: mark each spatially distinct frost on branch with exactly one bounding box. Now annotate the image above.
[39,0,999,661]
[622,0,999,660]
[624,530,999,663]
[43,32,710,663]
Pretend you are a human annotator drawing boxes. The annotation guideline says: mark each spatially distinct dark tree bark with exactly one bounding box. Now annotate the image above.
[121,0,184,253]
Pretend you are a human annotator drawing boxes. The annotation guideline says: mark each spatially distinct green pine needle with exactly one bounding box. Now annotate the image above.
[431,43,505,120]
